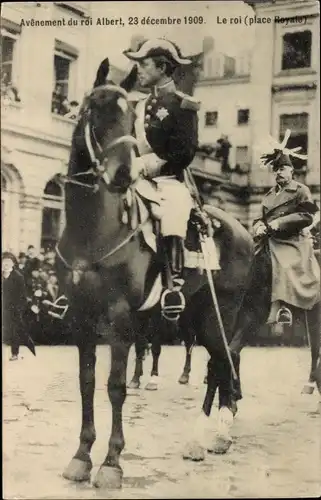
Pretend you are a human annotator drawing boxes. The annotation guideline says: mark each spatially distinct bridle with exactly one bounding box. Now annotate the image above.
[59,84,138,193]
[56,83,147,269]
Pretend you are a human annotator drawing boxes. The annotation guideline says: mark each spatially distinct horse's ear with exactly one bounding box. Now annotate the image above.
[120,64,138,92]
[93,58,110,88]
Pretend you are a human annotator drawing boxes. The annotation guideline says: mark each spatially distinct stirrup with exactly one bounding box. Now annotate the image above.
[161,288,186,322]
[276,306,292,326]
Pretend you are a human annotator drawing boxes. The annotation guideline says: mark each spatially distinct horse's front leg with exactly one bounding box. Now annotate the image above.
[93,340,131,489]
[63,328,97,482]
[178,340,194,385]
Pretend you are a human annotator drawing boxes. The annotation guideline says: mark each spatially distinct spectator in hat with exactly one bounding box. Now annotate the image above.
[24,245,40,294]
[2,252,35,360]
[18,252,27,275]
[215,134,232,172]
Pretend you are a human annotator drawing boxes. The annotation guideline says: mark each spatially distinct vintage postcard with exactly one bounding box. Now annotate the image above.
[2,1,320,499]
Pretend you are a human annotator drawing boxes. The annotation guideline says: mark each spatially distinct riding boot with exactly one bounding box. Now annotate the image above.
[160,236,185,322]
[163,236,184,283]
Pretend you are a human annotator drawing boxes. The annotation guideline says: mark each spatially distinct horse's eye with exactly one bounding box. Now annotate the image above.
[117,97,128,113]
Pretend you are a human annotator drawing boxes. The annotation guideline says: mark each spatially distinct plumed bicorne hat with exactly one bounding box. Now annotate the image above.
[259,129,308,170]
[123,38,192,66]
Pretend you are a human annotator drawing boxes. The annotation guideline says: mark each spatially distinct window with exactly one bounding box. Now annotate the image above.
[235,146,250,173]
[41,178,64,250]
[223,55,236,77]
[1,33,15,83]
[281,31,312,70]
[1,24,21,102]
[205,111,218,127]
[279,113,308,170]
[237,109,250,125]
[52,41,78,116]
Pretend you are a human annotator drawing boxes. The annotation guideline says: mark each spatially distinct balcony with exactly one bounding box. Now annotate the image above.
[191,154,228,183]
[1,99,24,128]
[51,113,76,143]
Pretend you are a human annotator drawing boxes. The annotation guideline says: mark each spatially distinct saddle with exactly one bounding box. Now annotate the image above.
[121,181,221,321]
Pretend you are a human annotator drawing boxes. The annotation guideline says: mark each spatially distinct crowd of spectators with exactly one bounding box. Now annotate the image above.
[8,245,70,345]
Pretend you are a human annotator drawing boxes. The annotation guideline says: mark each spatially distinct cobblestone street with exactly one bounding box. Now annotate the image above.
[3,345,321,499]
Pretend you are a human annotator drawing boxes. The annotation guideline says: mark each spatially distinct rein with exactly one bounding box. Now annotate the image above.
[60,83,138,192]
[56,216,147,270]
[60,130,138,192]
[56,83,143,269]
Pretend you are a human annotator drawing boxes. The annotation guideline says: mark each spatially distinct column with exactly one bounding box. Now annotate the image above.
[249,12,275,188]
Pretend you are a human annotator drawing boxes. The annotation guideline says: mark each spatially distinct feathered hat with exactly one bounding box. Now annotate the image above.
[259,129,308,170]
[123,38,192,66]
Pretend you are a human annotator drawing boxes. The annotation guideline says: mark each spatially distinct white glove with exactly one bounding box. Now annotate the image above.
[131,157,145,181]
[255,225,267,237]
[269,220,280,231]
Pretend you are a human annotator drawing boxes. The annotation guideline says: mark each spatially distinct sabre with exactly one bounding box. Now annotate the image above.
[184,167,238,381]
[199,230,238,381]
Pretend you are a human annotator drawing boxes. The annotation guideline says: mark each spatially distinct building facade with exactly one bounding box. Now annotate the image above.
[191,0,320,229]
[1,2,102,255]
[1,1,319,255]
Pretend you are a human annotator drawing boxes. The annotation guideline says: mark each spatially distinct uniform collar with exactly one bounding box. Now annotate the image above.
[152,79,176,97]
[274,179,298,193]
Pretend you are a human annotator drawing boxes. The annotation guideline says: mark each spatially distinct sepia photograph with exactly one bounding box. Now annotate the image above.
[2,0,320,498]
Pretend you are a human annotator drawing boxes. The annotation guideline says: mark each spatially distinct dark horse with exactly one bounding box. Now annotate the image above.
[129,253,320,399]
[128,315,208,390]
[55,57,318,490]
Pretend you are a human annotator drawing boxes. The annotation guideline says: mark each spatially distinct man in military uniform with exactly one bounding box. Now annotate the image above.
[253,131,320,325]
[123,39,200,294]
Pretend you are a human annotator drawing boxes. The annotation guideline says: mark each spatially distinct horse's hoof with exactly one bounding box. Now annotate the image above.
[127,380,140,389]
[230,400,238,417]
[92,465,123,489]
[145,382,158,391]
[62,458,92,482]
[301,383,315,394]
[203,376,208,384]
[208,435,232,455]
[145,376,159,391]
[182,441,205,461]
[178,373,189,385]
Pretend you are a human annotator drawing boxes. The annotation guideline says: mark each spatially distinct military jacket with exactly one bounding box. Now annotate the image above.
[253,180,317,240]
[132,80,199,179]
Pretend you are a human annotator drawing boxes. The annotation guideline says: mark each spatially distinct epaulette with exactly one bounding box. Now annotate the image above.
[175,91,200,111]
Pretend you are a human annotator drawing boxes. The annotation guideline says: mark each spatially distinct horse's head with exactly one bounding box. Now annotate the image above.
[74,57,138,193]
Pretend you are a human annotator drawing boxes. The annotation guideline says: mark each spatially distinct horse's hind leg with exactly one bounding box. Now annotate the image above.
[63,318,97,482]
[145,329,162,391]
[127,338,145,389]
[307,302,320,384]
[182,355,218,461]
[128,316,150,389]
[93,338,131,489]
[302,302,321,393]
